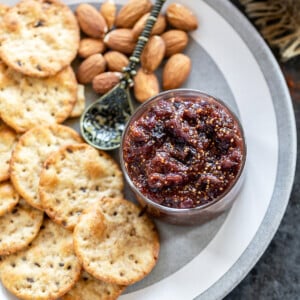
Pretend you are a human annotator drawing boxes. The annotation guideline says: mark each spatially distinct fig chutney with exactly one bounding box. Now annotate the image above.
[121,90,246,223]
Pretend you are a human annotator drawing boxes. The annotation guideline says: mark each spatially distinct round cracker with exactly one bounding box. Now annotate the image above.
[0,4,8,13]
[73,197,160,285]
[0,0,79,77]
[10,124,82,210]
[0,218,81,300]
[69,84,86,118]
[0,4,8,22]
[0,5,9,47]
[0,121,18,182]
[0,62,77,132]
[0,198,43,256]
[0,181,19,217]
[39,143,124,230]
[62,271,125,300]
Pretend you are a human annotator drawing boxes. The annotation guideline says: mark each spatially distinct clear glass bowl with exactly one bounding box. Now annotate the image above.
[120,89,247,225]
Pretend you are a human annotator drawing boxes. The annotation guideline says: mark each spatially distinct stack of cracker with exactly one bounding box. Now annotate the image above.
[0,0,85,132]
[0,1,160,299]
[0,124,160,299]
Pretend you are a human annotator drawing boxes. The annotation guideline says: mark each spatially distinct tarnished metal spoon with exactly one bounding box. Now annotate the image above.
[80,0,166,151]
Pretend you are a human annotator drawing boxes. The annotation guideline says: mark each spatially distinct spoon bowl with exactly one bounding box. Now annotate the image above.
[80,83,133,150]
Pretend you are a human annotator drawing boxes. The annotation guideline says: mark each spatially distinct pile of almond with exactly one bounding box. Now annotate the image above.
[75,0,198,103]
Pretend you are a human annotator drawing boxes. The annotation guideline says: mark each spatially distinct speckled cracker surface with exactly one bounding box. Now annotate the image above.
[0,181,19,217]
[0,218,81,300]
[0,121,18,182]
[0,4,8,23]
[0,0,79,77]
[0,4,8,33]
[69,84,86,118]
[0,199,43,256]
[62,271,125,300]
[73,198,160,286]
[10,124,82,210]
[0,62,77,132]
[39,144,124,229]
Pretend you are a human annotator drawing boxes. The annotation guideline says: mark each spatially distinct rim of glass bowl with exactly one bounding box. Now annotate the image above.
[120,88,247,214]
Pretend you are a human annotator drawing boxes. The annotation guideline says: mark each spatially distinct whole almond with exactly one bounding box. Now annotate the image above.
[141,36,165,73]
[163,53,191,90]
[78,38,106,58]
[104,29,136,54]
[104,51,129,72]
[76,4,108,38]
[134,69,160,103]
[132,13,167,40]
[161,30,189,57]
[166,3,198,31]
[93,72,122,94]
[77,54,106,84]
[115,0,152,28]
[100,0,116,30]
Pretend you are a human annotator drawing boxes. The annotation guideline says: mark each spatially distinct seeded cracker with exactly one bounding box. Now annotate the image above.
[62,271,125,300]
[0,219,81,300]
[0,62,77,133]
[10,124,82,210]
[0,4,8,25]
[0,4,9,39]
[73,197,160,285]
[0,181,19,217]
[0,0,79,77]
[0,199,43,256]
[69,84,86,118]
[0,121,18,182]
[39,143,124,229]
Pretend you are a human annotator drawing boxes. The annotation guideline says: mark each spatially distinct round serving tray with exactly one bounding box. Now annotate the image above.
[0,0,296,299]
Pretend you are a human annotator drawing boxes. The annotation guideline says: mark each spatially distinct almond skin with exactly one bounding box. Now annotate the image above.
[104,51,129,72]
[115,0,152,28]
[78,38,106,58]
[163,54,191,90]
[132,13,167,41]
[134,69,160,103]
[161,30,189,57]
[93,72,122,94]
[141,36,165,74]
[100,0,116,30]
[166,3,198,31]
[104,29,136,54]
[77,54,106,84]
[76,4,108,38]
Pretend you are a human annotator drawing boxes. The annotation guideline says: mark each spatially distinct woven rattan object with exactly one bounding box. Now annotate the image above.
[240,0,300,61]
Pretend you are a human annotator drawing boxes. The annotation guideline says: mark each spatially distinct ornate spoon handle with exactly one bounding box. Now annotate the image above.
[122,0,166,85]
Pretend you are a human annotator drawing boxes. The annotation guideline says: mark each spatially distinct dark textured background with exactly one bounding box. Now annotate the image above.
[224,1,300,299]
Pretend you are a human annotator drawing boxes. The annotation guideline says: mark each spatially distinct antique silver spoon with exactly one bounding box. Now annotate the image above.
[80,0,166,150]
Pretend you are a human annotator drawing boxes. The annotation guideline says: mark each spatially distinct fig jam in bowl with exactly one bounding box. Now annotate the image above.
[121,89,246,225]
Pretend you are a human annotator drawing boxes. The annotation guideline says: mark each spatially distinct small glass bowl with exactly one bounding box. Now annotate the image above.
[120,89,247,225]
